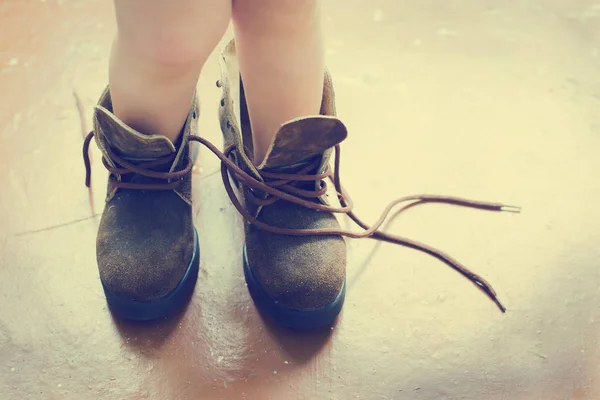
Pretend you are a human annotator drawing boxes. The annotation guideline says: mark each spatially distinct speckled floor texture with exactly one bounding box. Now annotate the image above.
[1,1,599,399]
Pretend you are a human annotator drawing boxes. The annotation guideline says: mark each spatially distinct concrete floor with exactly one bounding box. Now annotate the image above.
[1,0,599,399]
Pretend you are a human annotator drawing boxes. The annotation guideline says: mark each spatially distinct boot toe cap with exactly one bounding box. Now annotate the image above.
[97,240,191,302]
[96,218,194,302]
[246,206,346,311]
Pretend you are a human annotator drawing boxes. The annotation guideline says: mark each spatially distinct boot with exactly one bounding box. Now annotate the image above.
[83,88,200,321]
[217,41,347,329]
[215,39,519,329]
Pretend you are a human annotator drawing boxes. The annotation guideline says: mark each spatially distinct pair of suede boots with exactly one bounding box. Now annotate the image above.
[84,41,516,330]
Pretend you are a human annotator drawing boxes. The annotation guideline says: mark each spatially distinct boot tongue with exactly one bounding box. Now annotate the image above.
[258,116,347,171]
[94,103,176,161]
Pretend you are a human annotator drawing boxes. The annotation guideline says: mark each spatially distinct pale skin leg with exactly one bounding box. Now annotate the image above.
[232,0,325,164]
[109,0,231,143]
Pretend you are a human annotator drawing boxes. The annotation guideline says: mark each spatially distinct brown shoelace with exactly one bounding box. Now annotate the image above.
[83,133,193,190]
[83,132,520,312]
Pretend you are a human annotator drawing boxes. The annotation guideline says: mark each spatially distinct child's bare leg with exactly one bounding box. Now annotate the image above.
[110,0,231,142]
[232,0,325,163]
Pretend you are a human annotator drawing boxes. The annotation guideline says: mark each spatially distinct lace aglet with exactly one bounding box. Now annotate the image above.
[493,297,507,313]
[500,205,521,213]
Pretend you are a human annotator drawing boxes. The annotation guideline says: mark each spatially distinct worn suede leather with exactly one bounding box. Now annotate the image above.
[218,40,346,310]
[93,88,198,301]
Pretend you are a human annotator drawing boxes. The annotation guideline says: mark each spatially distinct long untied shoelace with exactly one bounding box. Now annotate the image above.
[83,132,521,312]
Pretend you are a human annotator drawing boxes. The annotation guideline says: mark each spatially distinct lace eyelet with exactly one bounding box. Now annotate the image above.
[220,98,225,107]
[216,80,222,88]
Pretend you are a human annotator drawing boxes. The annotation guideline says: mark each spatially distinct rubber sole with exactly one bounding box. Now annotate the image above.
[242,245,345,330]
[102,229,200,321]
